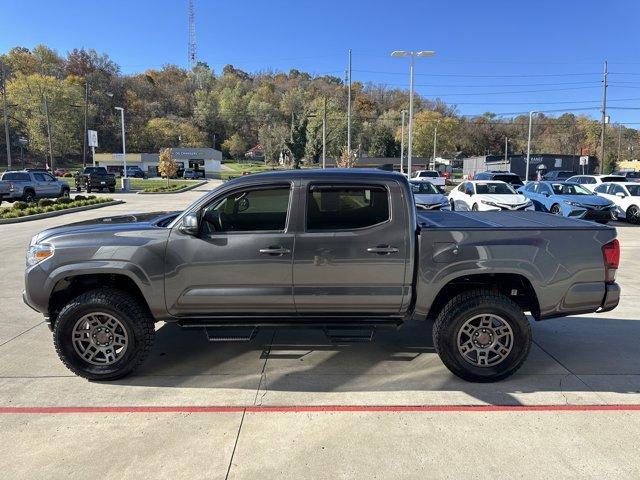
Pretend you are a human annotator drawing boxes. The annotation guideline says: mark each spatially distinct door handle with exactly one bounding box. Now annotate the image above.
[259,246,291,255]
[366,245,399,255]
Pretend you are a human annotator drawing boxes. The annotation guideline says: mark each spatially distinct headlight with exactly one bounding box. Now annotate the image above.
[26,244,54,267]
[524,199,533,207]
[563,200,582,207]
[481,200,498,207]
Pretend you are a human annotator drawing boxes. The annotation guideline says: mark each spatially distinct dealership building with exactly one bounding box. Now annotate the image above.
[94,147,222,177]
[462,154,599,180]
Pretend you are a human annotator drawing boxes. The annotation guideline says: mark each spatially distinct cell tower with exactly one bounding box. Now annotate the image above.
[188,0,197,68]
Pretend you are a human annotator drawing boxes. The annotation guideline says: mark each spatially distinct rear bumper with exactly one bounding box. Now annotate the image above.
[599,282,620,313]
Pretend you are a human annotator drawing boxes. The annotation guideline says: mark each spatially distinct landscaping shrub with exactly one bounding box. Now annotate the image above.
[56,197,73,205]
[38,199,55,208]
[74,194,86,201]
[1,196,113,220]
[12,201,28,210]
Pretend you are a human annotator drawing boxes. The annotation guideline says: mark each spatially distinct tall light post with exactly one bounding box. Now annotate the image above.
[391,50,436,178]
[114,107,128,189]
[432,119,441,170]
[400,109,406,175]
[525,110,538,182]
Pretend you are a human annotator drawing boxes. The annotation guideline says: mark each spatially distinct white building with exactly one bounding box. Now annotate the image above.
[94,147,222,178]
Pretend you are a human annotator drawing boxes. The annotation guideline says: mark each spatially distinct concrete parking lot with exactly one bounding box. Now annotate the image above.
[1,180,639,479]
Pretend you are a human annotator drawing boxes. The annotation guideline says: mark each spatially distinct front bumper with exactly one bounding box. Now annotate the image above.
[566,206,615,221]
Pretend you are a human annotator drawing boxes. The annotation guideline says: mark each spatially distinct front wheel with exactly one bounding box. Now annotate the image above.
[550,203,562,215]
[433,289,532,382]
[472,203,479,211]
[450,199,455,211]
[53,288,155,381]
[626,205,640,224]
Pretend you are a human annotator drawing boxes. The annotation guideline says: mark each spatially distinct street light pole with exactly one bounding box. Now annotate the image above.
[432,120,440,169]
[391,50,435,178]
[82,80,89,168]
[526,110,537,182]
[400,109,406,175]
[114,107,127,188]
[347,49,352,154]
[322,96,327,169]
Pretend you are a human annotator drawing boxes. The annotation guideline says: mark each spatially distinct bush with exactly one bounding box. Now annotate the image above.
[38,199,55,208]
[87,195,96,200]
[12,201,28,210]
[63,172,73,177]
[74,194,86,201]
[56,197,73,204]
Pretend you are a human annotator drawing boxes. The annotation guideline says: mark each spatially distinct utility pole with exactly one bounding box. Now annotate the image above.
[322,97,327,168]
[347,49,352,154]
[400,109,406,175]
[504,137,508,165]
[82,80,89,167]
[617,124,622,165]
[1,61,11,169]
[407,54,415,177]
[432,120,440,170]
[599,60,608,174]
[526,110,537,182]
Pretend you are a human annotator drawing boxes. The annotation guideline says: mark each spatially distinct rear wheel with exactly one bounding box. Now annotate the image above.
[60,188,70,198]
[626,205,640,224]
[86,186,92,193]
[433,289,532,382]
[550,203,562,215]
[53,288,155,381]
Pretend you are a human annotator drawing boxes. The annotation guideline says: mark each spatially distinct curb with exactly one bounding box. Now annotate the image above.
[0,200,125,224]
[137,180,208,194]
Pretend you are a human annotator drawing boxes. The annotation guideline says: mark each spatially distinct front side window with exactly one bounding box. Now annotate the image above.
[201,186,291,233]
[465,183,475,195]
[307,185,389,231]
[552,183,592,195]
[33,173,46,182]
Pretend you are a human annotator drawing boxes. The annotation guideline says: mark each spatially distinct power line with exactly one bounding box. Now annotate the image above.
[353,69,602,78]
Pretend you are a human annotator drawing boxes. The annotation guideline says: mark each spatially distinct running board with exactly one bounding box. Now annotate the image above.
[203,327,257,342]
[323,328,375,344]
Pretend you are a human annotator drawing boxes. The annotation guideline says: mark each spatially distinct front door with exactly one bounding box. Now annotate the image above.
[292,181,410,315]
[164,183,295,317]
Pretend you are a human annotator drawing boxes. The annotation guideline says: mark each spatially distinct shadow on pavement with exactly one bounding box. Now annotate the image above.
[119,316,640,405]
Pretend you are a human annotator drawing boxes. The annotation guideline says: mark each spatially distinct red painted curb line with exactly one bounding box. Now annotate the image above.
[1,405,640,414]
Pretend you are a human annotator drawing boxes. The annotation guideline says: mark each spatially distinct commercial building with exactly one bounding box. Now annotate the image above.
[94,147,222,177]
[462,154,599,180]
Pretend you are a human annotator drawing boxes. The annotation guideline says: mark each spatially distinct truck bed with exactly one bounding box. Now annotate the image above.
[417,210,613,230]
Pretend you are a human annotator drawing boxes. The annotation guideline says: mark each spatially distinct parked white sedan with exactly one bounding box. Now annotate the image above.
[565,174,626,192]
[449,180,534,212]
[594,182,640,224]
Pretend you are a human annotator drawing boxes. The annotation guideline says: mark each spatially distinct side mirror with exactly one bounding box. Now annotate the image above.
[616,192,626,198]
[179,212,199,236]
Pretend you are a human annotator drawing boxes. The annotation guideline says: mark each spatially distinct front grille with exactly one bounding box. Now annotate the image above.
[496,203,530,211]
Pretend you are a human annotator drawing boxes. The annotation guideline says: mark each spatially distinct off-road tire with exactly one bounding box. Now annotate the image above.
[23,189,36,203]
[53,288,155,381]
[61,188,70,198]
[433,289,532,382]
[626,205,639,224]
[109,187,116,193]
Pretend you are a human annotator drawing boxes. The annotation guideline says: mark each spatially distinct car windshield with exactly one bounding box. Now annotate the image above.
[475,182,516,195]
[550,183,592,195]
[410,181,439,194]
[626,185,640,196]
[492,174,523,185]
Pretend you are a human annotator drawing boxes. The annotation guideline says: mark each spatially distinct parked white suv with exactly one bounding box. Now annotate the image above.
[448,180,533,212]
[565,174,626,192]
[412,170,446,187]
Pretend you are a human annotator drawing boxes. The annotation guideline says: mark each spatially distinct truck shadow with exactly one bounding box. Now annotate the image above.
[122,316,640,405]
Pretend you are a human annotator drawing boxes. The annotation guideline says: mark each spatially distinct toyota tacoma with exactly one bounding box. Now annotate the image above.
[23,170,620,382]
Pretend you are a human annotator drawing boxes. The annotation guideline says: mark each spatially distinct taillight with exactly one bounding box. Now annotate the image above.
[602,239,620,283]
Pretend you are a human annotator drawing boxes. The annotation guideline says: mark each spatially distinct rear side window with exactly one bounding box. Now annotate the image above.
[307,185,389,231]
[602,176,625,183]
[493,174,523,185]
[33,173,46,181]
[2,172,30,181]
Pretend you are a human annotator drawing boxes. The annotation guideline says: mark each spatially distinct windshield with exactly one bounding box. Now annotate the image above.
[550,183,592,195]
[626,185,640,196]
[475,182,517,195]
[410,181,439,194]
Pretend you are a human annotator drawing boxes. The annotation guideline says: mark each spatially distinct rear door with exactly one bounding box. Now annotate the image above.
[32,173,54,196]
[292,180,410,314]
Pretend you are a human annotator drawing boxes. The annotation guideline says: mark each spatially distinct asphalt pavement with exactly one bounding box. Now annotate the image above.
[1,181,639,479]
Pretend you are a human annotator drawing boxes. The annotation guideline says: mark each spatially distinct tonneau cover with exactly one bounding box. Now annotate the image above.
[417,211,613,230]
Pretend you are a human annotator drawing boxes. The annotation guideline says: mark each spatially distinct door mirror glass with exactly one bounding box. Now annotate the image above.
[179,212,199,235]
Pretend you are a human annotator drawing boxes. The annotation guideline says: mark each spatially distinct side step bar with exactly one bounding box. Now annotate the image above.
[202,327,257,342]
[323,328,374,344]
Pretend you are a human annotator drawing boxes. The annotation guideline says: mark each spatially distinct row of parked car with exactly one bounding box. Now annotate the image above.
[410,170,640,225]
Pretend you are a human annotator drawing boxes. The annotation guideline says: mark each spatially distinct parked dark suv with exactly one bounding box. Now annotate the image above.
[473,171,523,187]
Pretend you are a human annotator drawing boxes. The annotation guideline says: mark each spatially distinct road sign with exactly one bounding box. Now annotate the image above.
[88,130,98,147]
[579,156,589,166]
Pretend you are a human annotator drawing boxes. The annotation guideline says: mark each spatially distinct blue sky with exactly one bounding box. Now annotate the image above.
[2,0,640,124]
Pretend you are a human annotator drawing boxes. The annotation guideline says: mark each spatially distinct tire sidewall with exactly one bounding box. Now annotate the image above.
[436,296,531,381]
[54,298,144,379]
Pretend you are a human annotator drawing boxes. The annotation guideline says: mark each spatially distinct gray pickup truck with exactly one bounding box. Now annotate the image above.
[23,170,620,382]
[0,170,70,203]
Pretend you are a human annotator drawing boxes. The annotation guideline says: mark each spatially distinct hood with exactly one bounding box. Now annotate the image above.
[32,211,179,244]
[556,194,612,207]
[414,193,448,205]
[476,193,528,205]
